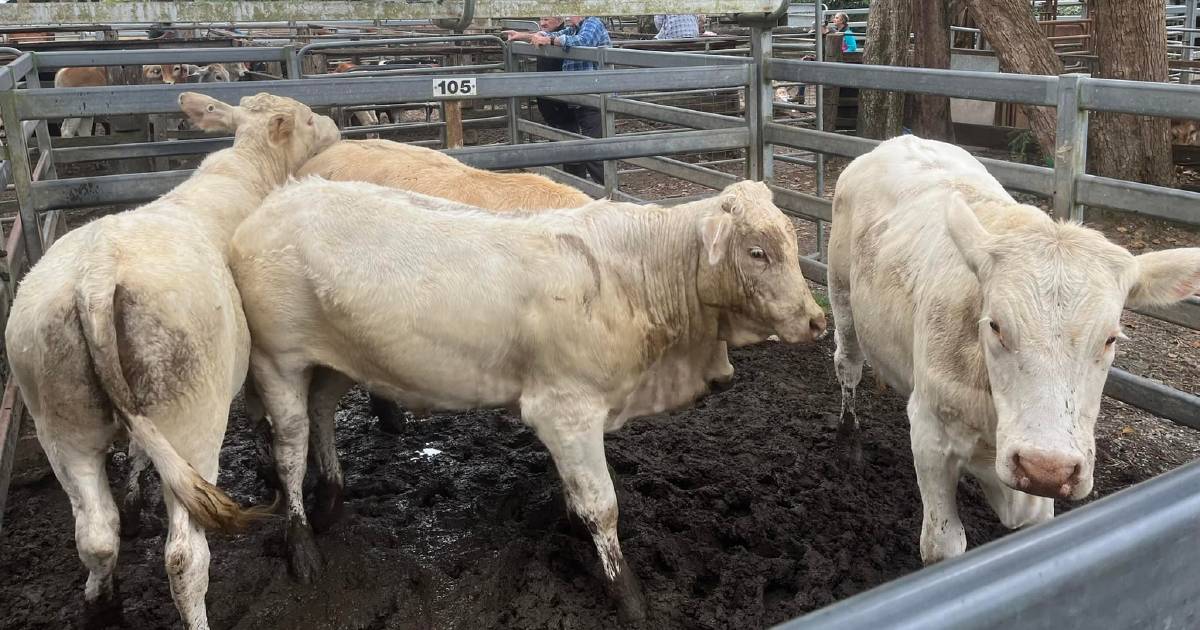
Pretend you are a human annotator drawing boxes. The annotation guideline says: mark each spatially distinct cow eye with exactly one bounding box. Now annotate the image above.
[749,247,767,260]
[989,320,1001,335]
[1105,335,1118,347]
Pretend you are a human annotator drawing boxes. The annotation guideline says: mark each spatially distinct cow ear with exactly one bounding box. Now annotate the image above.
[701,212,733,266]
[267,112,296,146]
[178,92,240,131]
[945,193,993,277]
[1126,248,1200,308]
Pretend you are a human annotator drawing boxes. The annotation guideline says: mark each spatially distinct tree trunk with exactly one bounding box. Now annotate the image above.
[963,0,1062,154]
[1088,0,1174,185]
[911,0,955,141]
[858,0,913,140]
[821,32,844,132]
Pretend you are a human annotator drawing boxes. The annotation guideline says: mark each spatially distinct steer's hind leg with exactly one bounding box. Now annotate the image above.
[830,271,865,465]
[524,393,646,623]
[307,368,354,533]
[252,355,321,583]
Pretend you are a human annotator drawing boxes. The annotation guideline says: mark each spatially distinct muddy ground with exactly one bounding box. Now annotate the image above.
[1,113,1198,630]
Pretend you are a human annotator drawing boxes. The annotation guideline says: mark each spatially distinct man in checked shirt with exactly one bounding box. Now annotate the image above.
[527,16,611,184]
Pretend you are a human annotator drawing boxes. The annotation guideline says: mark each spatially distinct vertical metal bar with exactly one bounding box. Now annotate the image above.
[1186,0,1199,84]
[1053,73,1089,223]
[283,44,301,79]
[815,4,828,262]
[25,56,58,183]
[599,48,618,196]
[746,26,765,180]
[0,54,43,263]
[504,43,519,145]
[752,26,774,183]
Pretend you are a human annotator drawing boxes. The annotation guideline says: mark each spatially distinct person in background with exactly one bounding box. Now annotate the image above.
[821,12,858,53]
[527,16,611,184]
[502,17,572,131]
[653,14,700,40]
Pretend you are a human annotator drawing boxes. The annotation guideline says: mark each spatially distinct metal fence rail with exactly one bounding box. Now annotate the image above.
[774,457,1200,630]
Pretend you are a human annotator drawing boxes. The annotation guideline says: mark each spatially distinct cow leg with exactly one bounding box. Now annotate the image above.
[830,274,864,465]
[525,395,646,623]
[368,392,408,435]
[706,340,735,392]
[120,441,152,538]
[909,393,967,565]
[307,368,354,533]
[242,373,281,492]
[162,492,211,630]
[253,356,322,583]
[967,459,1055,529]
[43,441,122,628]
[61,117,81,138]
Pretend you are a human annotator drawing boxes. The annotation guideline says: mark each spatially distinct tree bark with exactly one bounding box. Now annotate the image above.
[858,0,913,140]
[1088,0,1174,185]
[911,0,955,141]
[822,32,844,132]
[963,0,1062,154]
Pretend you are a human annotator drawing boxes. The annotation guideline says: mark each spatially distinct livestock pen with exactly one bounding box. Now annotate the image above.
[0,2,1198,628]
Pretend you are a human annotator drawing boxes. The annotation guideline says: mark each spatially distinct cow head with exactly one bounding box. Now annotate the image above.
[696,180,827,345]
[178,92,340,172]
[946,194,1200,501]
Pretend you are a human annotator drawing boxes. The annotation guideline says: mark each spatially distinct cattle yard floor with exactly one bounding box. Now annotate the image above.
[1,143,1198,630]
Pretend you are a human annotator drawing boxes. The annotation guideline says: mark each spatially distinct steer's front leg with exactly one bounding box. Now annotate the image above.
[524,392,647,623]
[909,392,968,565]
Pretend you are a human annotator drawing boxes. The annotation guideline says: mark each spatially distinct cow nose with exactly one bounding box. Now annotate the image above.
[1011,448,1083,499]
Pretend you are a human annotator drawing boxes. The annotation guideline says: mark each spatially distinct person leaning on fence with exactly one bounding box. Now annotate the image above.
[502,17,574,133]
[821,12,858,53]
[527,16,612,185]
[653,14,701,40]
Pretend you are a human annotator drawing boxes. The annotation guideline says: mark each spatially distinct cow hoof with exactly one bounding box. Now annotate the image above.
[79,578,122,630]
[610,561,648,624]
[285,519,323,584]
[311,479,345,534]
[370,396,407,435]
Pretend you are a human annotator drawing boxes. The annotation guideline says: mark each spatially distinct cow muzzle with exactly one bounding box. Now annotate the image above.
[1006,447,1085,499]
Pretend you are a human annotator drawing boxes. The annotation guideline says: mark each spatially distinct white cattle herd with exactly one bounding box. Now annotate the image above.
[4,92,1199,629]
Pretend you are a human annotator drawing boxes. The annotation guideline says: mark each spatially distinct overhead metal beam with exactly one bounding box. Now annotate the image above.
[0,1,786,25]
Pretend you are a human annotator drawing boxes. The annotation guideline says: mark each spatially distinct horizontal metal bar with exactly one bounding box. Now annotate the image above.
[768,185,832,222]
[0,1,786,24]
[1079,76,1200,118]
[30,170,190,212]
[511,42,749,69]
[1130,297,1200,331]
[624,155,741,190]
[776,457,1200,630]
[454,126,749,170]
[527,165,641,203]
[53,137,234,163]
[298,34,502,57]
[764,124,1055,196]
[1105,367,1200,429]
[305,62,504,79]
[15,66,751,119]
[767,59,1060,106]
[34,47,285,69]
[1076,174,1200,227]
[550,94,745,131]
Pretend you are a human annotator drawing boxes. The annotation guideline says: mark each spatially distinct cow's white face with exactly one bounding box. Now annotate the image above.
[946,195,1200,501]
[698,181,827,346]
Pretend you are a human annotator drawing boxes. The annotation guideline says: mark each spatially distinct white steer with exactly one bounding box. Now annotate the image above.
[829,135,1200,564]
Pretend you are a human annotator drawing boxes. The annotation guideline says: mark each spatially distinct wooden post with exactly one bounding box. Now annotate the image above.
[822,32,844,132]
[444,100,464,149]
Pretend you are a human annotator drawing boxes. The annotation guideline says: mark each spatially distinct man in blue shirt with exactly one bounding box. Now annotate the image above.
[654,14,701,40]
[527,16,611,184]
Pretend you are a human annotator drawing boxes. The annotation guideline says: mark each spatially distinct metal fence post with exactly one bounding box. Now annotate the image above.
[747,25,771,181]
[283,44,301,79]
[504,43,519,145]
[815,5,828,262]
[0,54,44,263]
[599,47,618,196]
[1053,73,1089,222]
